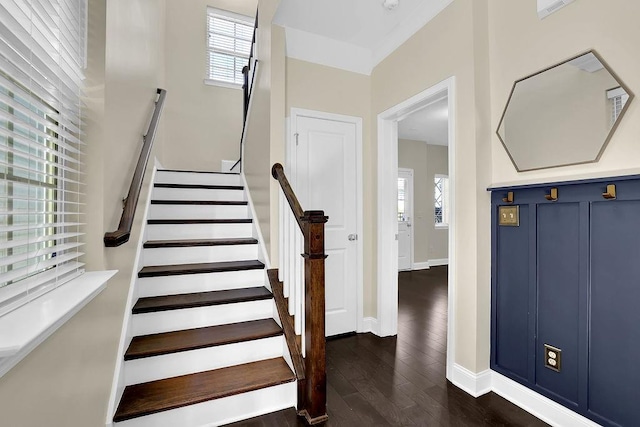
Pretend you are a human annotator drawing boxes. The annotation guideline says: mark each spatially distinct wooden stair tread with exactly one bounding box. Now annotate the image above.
[151,200,247,205]
[138,259,264,278]
[124,319,282,360]
[113,357,295,422]
[143,238,258,248]
[154,183,243,190]
[132,286,272,314]
[147,218,252,224]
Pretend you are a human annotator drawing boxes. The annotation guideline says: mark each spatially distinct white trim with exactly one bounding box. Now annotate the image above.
[411,262,430,271]
[492,372,601,427]
[360,317,380,336]
[206,6,253,24]
[278,0,453,75]
[203,79,243,90]
[241,172,271,269]
[377,77,457,382]
[0,270,115,378]
[283,27,373,76]
[289,108,364,334]
[428,258,449,267]
[447,368,602,427]
[371,0,454,67]
[105,165,159,425]
[450,364,492,398]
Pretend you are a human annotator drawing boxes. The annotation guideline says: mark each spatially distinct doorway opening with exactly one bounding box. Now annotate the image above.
[377,77,456,380]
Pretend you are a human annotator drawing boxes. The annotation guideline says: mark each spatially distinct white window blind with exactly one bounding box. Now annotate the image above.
[0,0,87,316]
[607,87,629,126]
[206,8,253,86]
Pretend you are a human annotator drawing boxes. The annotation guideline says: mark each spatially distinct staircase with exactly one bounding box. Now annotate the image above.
[112,170,296,427]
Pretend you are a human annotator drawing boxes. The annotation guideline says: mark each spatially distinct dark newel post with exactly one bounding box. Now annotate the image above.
[301,210,329,424]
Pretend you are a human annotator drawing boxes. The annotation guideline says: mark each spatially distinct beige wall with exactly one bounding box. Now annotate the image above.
[426,144,449,261]
[0,0,168,425]
[162,0,257,171]
[372,0,492,372]
[398,140,450,264]
[243,0,283,267]
[398,139,429,264]
[285,57,373,314]
[490,0,640,185]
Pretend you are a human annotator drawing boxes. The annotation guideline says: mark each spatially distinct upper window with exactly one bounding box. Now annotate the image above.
[434,175,449,228]
[0,0,87,316]
[206,8,253,87]
[608,87,629,126]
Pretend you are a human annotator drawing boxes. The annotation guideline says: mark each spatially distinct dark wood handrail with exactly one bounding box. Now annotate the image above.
[272,162,328,425]
[231,10,258,173]
[104,88,167,247]
[271,163,304,230]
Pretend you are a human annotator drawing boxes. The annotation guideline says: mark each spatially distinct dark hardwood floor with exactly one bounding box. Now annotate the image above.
[227,267,548,426]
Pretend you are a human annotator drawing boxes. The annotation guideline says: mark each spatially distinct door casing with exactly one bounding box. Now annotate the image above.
[288,108,365,333]
[376,76,456,381]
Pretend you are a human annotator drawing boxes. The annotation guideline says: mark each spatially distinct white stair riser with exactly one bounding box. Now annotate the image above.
[146,223,253,240]
[137,270,265,298]
[131,300,273,336]
[148,204,248,220]
[124,336,283,385]
[152,187,245,201]
[113,381,296,427]
[155,171,242,187]
[143,245,258,266]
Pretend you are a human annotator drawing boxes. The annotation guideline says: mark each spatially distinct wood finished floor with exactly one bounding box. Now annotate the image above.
[227,267,548,426]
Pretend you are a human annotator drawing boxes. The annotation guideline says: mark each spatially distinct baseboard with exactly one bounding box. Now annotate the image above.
[449,364,492,398]
[412,262,430,271]
[360,317,380,336]
[448,367,601,427]
[491,372,601,427]
[428,258,448,267]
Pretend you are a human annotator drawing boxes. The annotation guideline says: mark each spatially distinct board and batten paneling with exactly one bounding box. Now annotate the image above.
[491,176,640,427]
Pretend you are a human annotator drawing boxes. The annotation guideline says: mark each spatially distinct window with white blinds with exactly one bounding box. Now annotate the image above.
[0,0,87,316]
[206,8,253,86]
[607,87,629,126]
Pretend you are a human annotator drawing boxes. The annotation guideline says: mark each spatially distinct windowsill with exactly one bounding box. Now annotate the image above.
[0,270,117,378]
[435,224,449,230]
[203,79,243,90]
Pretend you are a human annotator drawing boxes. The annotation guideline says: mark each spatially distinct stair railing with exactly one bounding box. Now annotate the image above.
[230,11,258,173]
[271,163,328,424]
[104,88,167,247]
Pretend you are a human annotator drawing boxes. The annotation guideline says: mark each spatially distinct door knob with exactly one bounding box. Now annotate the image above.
[406,223,412,227]
[348,234,358,241]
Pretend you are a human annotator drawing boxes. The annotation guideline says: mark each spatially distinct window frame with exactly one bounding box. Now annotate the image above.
[434,174,450,229]
[204,7,254,89]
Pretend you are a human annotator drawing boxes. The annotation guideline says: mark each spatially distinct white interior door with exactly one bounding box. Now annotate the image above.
[397,168,413,271]
[294,115,358,337]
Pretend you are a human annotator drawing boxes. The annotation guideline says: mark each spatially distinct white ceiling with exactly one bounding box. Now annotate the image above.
[398,96,449,145]
[273,0,454,74]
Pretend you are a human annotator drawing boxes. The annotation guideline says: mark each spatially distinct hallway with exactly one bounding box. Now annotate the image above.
[229,267,547,426]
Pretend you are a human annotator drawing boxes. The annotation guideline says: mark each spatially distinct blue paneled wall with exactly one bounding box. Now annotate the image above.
[490,176,640,427]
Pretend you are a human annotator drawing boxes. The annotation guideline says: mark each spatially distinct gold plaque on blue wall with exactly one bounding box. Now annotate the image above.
[499,206,519,226]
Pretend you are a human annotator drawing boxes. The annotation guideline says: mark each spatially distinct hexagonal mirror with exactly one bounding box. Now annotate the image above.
[497,51,633,171]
